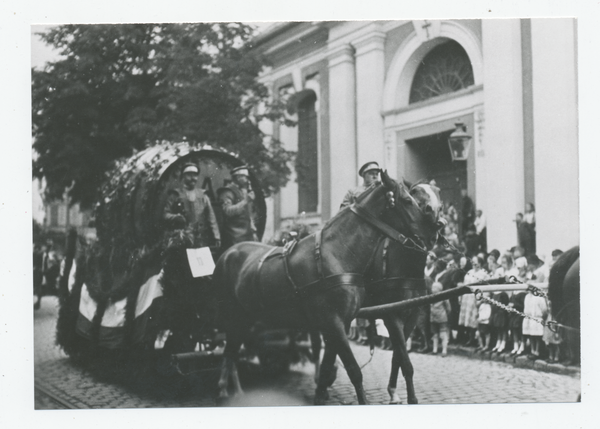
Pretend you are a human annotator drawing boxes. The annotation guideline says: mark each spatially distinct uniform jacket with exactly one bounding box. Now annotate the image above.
[218,183,257,248]
[164,187,220,247]
[340,184,369,209]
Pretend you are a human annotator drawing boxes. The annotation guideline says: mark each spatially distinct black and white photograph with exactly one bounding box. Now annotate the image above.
[3,0,599,427]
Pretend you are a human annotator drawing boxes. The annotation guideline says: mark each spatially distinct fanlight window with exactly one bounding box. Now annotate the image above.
[409,40,474,104]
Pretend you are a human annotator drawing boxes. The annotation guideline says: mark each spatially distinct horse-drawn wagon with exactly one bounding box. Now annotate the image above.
[55,141,312,379]
[56,141,575,405]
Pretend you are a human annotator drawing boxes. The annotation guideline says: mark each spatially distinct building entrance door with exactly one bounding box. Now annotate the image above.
[405,130,467,217]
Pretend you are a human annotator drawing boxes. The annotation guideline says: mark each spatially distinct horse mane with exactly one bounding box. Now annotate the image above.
[404,178,441,196]
[548,245,580,315]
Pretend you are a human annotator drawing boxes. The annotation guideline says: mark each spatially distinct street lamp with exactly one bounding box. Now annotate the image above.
[448,122,472,161]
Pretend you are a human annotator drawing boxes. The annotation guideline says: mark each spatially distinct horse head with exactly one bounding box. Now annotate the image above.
[360,171,444,251]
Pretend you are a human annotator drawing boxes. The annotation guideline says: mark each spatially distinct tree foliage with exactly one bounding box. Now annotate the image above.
[32,23,293,208]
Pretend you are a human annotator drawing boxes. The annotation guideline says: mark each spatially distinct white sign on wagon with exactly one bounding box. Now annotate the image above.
[186,247,216,278]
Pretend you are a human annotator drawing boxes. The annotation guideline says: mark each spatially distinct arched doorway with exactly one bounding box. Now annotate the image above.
[404,40,474,214]
[405,130,466,215]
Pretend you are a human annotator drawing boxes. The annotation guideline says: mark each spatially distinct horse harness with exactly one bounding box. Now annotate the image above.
[367,237,428,293]
[255,203,429,301]
[256,230,366,300]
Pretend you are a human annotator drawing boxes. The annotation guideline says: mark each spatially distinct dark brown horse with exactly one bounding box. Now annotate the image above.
[213,172,443,405]
[548,246,580,364]
[315,182,443,404]
[363,183,443,405]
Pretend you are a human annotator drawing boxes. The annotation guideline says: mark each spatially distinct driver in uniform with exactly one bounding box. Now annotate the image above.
[164,162,221,248]
[217,165,259,250]
[340,161,381,209]
[341,161,381,345]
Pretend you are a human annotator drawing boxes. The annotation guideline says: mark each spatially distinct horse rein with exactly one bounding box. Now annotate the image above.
[349,204,428,254]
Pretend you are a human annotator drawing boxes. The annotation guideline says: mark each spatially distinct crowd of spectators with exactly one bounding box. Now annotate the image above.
[347,190,569,363]
[33,239,62,309]
[367,245,569,363]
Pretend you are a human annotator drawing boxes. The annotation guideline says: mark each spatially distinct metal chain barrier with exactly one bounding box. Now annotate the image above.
[506,275,549,299]
[473,289,579,333]
[438,236,579,333]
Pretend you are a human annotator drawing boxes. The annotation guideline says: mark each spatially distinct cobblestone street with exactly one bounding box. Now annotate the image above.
[34,297,581,409]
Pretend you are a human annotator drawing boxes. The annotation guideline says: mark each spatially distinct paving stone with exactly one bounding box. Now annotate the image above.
[34,297,580,408]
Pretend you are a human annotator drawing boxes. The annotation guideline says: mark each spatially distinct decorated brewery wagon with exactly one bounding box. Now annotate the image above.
[55,141,313,375]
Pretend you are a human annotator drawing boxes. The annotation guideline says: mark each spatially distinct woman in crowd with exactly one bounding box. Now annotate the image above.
[476,292,492,351]
[442,224,460,249]
[486,249,501,275]
[494,253,517,279]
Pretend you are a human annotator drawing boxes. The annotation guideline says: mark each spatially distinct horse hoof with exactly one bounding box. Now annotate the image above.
[408,398,418,405]
[389,400,402,405]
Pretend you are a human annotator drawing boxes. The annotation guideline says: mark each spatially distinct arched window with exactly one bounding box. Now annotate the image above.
[409,40,474,104]
[296,90,319,213]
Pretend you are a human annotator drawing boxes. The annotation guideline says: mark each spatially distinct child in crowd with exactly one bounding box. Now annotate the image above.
[542,299,562,363]
[476,292,492,351]
[430,281,451,356]
[509,291,527,355]
[490,292,510,352]
[522,285,547,359]
[458,256,487,346]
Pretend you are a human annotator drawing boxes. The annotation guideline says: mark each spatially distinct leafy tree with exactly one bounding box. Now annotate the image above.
[32,23,293,208]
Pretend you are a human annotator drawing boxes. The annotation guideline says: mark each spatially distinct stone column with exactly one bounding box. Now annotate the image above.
[531,19,579,256]
[482,19,525,253]
[354,31,386,169]
[327,44,357,215]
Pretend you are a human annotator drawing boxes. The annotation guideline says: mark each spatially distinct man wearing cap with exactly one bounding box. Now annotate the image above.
[217,165,259,249]
[164,162,221,248]
[340,161,381,210]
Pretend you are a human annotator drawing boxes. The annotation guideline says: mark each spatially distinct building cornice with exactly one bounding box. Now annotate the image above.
[353,31,386,57]
[327,44,355,68]
[382,84,483,117]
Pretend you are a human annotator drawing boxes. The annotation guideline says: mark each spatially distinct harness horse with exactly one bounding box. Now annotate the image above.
[214,172,444,405]
[547,246,580,365]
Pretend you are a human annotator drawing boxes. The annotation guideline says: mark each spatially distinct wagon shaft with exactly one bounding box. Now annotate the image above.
[357,286,472,318]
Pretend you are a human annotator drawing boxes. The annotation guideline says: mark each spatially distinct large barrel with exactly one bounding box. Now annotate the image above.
[95,141,267,252]
[56,142,267,355]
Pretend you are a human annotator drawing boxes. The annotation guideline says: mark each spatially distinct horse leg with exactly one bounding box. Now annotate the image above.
[387,311,420,405]
[309,329,322,384]
[218,357,232,400]
[384,317,402,404]
[314,343,337,405]
[323,318,369,405]
[217,321,247,400]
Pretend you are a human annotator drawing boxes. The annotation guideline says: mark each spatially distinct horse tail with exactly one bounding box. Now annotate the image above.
[548,245,579,317]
